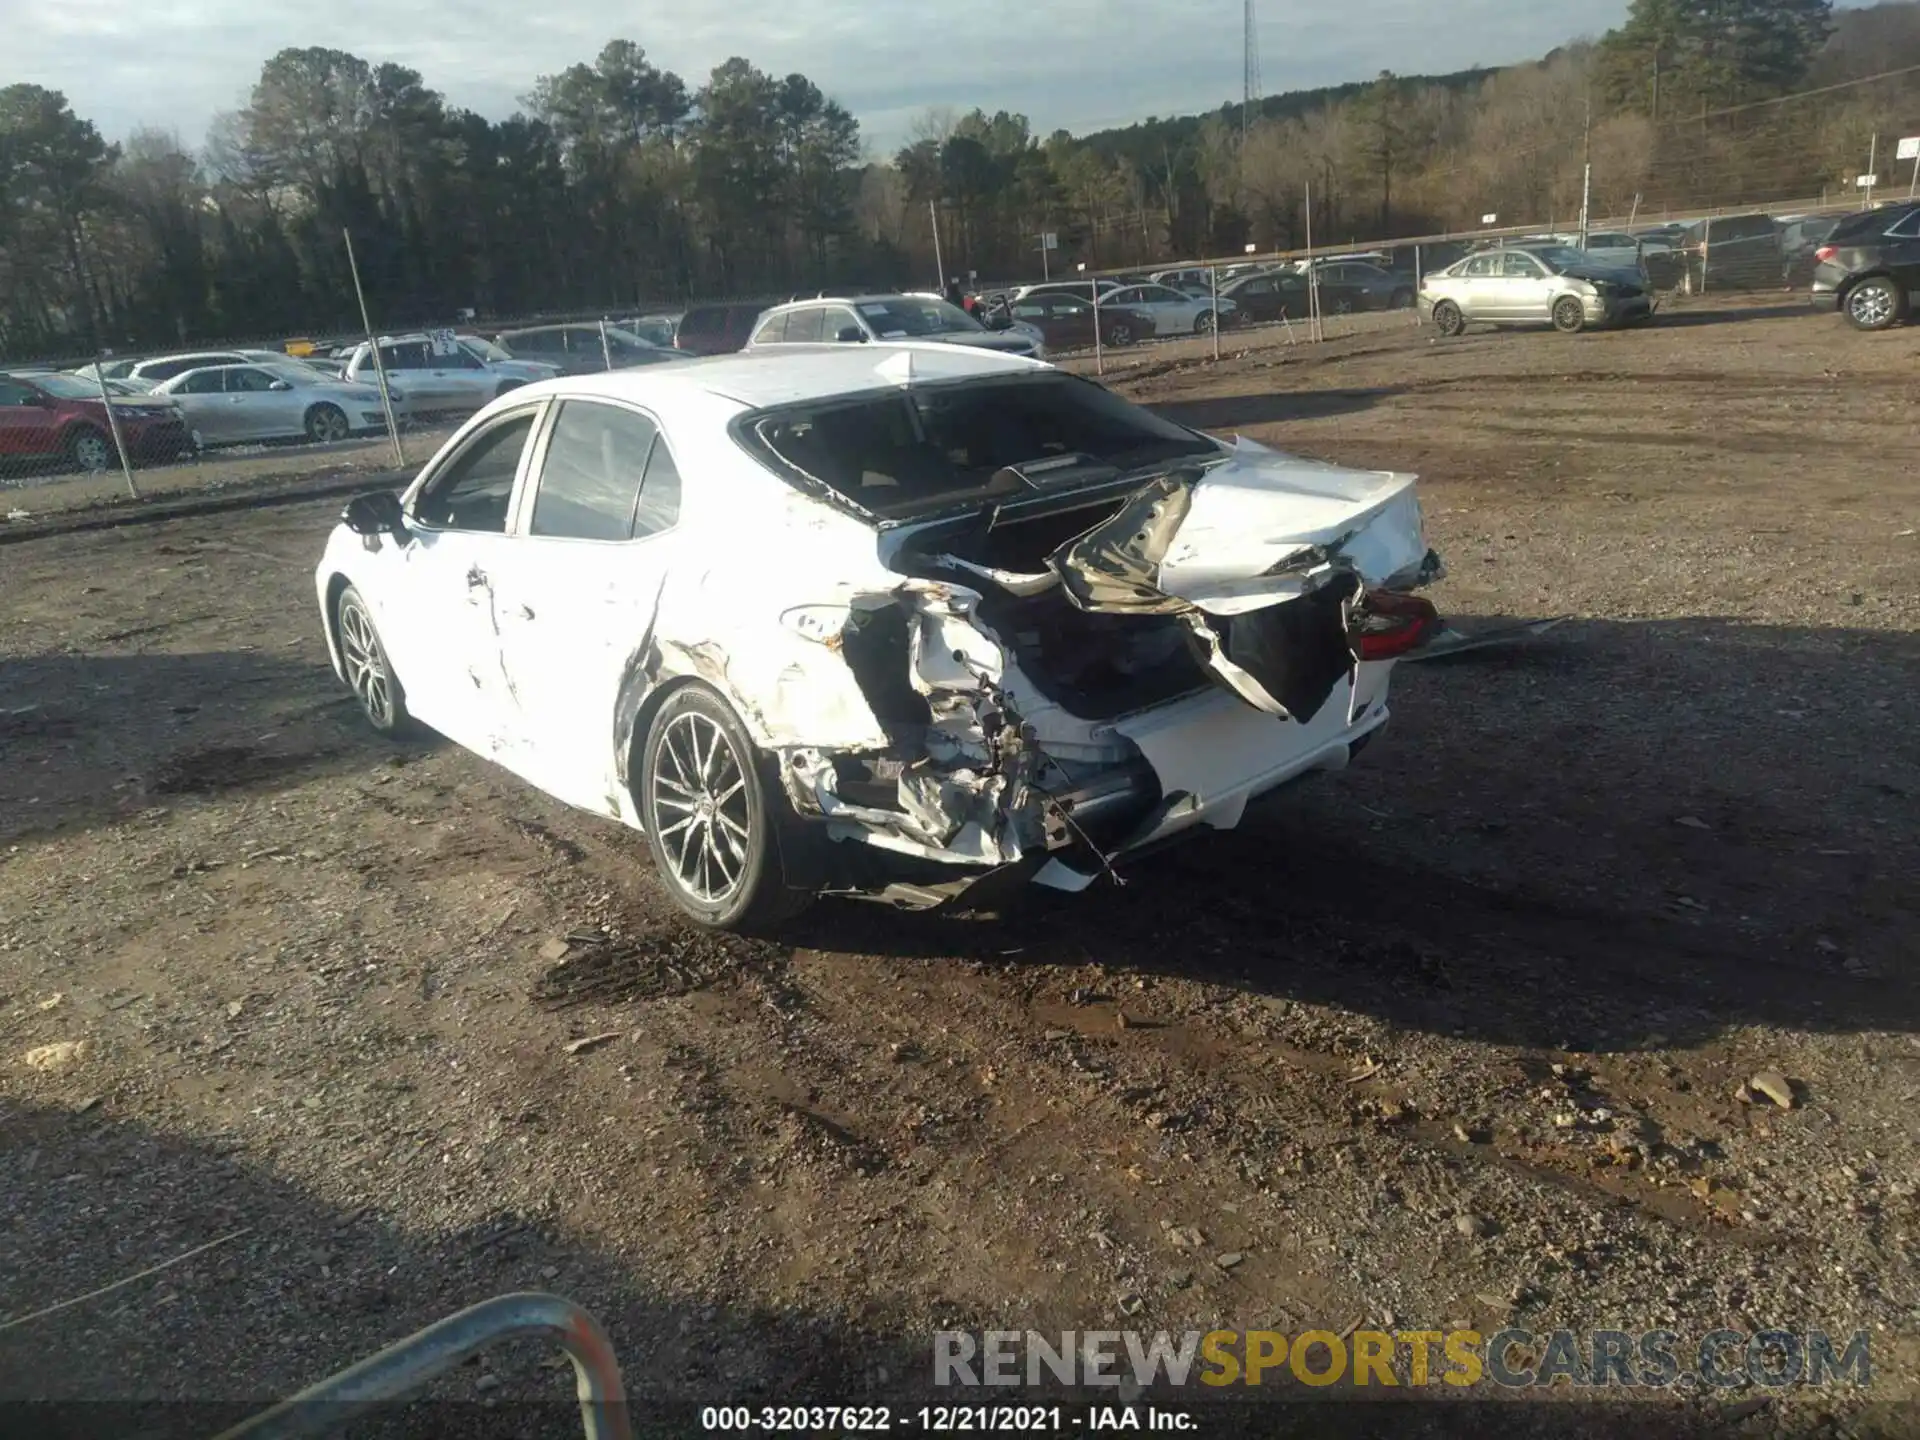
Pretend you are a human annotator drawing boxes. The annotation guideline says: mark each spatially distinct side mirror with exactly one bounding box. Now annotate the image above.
[835,326,867,344]
[343,489,406,537]
[269,380,292,391]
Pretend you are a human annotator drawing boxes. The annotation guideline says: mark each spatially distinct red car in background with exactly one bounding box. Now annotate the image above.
[0,370,194,474]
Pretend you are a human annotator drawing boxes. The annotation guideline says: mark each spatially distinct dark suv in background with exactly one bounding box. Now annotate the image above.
[1810,202,1920,330]
[1677,212,1782,294]
[673,301,772,355]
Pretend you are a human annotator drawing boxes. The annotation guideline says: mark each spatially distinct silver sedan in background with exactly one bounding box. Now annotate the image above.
[152,362,406,445]
[1419,245,1655,335]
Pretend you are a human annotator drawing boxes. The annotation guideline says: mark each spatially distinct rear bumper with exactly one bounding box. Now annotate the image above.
[1034,667,1395,891]
[1808,286,1842,313]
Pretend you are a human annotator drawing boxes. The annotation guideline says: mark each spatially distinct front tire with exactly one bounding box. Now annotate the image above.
[640,685,809,932]
[67,425,113,473]
[335,584,411,736]
[1193,311,1215,334]
[1552,296,1587,333]
[1431,300,1465,337]
[1107,321,1134,346]
[1843,276,1906,331]
[305,403,349,444]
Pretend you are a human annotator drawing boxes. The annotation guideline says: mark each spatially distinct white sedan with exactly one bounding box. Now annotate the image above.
[314,345,1441,930]
[153,362,404,445]
[1100,283,1238,335]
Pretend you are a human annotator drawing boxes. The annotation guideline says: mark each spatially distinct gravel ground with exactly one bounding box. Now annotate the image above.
[2,300,1916,1438]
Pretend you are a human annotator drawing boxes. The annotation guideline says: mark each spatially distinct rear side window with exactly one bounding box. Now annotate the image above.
[752,315,788,345]
[530,400,658,542]
[1884,208,1920,239]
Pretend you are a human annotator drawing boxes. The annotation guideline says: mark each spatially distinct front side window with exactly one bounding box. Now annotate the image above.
[381,343,430,371]
[0,381,34,406]
[1460,254,1499,278]
[1502,252,1545,278]
[821,307,863,340]
[415,411,537,532]
[783,308,827,344]
[528,401,657,542]
[227,367,280,393]
[177,369,226,395]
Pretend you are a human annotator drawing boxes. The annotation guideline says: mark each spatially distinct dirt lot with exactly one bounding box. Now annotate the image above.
[3,303,1917,1436]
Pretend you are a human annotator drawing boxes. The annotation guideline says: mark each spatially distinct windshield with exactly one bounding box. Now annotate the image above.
[746,372,1222,522]
[853,298,981,338]
[461,337,512,363]
[32,373,111,399]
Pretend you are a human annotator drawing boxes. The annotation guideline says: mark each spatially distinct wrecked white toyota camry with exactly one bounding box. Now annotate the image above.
[315,345,1442,930]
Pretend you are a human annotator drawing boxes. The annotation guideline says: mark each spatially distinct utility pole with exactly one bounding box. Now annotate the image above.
[1579,95,1593,250]
[1242,0,1261,143]
[929,198,945,292]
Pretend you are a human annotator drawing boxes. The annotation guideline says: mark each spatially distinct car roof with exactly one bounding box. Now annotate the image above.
[521,343,1045,411]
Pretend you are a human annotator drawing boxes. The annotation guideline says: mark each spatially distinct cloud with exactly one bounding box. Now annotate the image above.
[11,0,1612,153]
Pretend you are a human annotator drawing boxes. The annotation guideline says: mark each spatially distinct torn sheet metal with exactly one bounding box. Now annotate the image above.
[1399,616,1568,663]
[1048,452,1432,619]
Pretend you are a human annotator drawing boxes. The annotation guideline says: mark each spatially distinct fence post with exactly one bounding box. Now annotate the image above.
[599,318,614,372]
[1092,280,1105,377]
[1209,264,1220,362]
[343,228,407,469]
[1412,245,1422,326]
[1701,215,1712,296]
[90,357,140,499]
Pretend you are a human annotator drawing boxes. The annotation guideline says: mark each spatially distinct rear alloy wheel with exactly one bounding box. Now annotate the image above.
[1107,321,1135,346]
[1193,310,1215,334]
[335,584,410,736]
[1431,301,1465,337]
[1843,276,1907,332]
[67,425,114,473]
[305,403,349,444]
[640,685,809,932]
[1552,296,1587,334]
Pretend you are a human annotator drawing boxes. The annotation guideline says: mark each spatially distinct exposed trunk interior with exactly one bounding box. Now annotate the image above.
[894,496,1215,722]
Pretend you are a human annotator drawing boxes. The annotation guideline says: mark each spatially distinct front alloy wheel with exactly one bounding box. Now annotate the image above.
[640,685,808,931]
[336,585,409,735]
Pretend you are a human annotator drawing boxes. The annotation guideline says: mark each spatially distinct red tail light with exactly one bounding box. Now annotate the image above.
[1814,245,1837,264]
[1351,591,1439,661]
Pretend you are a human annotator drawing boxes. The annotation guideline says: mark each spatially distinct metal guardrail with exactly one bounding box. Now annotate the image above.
[212,1291,633,1440]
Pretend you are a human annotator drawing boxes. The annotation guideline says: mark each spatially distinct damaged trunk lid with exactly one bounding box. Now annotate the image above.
[898,437,1440,722]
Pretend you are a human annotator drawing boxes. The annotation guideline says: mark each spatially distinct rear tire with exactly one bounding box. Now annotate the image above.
[1843,276,1906,331]
[67,425,114,474]
[1431,301,1465,337]
[639,684,812,933]
[1107,321,1134,346]
[1193,311,1215,334]
[1552,296,1587,333]
[305,403,349,444]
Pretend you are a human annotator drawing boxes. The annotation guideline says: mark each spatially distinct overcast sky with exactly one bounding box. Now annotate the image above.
[15,0,1619,155]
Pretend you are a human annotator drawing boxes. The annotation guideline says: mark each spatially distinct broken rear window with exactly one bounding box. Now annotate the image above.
[741,373,1221,522]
